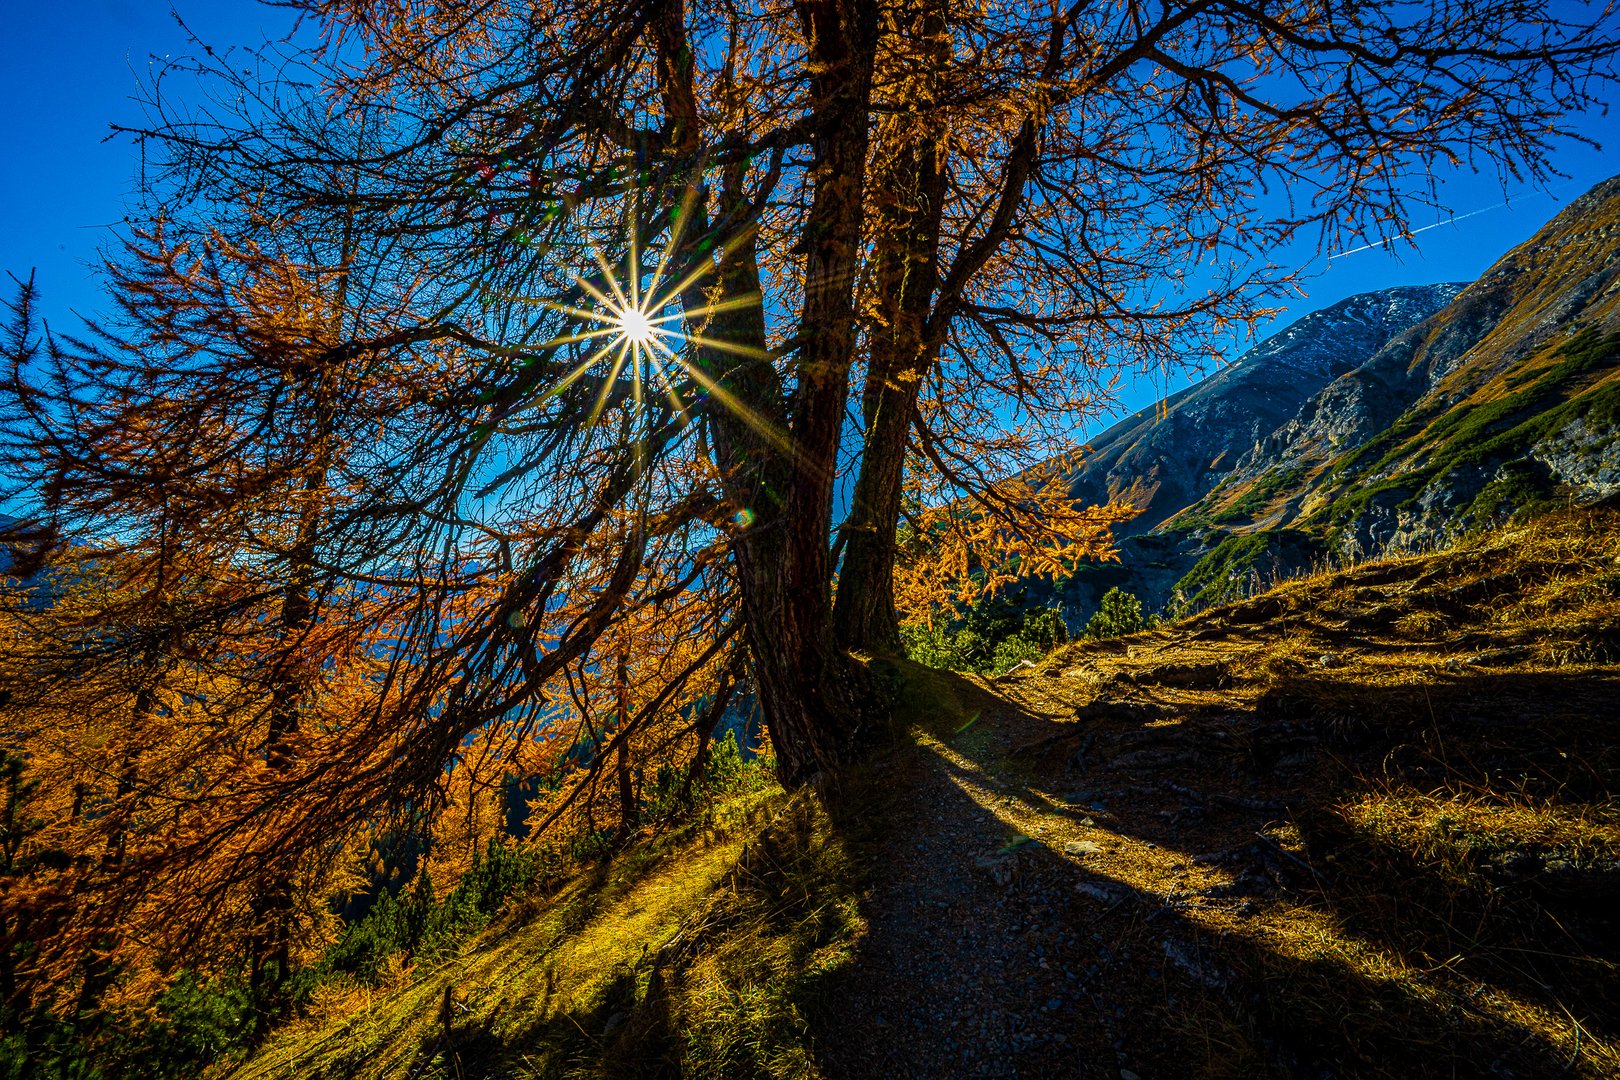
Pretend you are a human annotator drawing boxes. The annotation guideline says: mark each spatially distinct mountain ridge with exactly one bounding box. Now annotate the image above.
[1060,283,1467,540]
[1236,174,1620,495]
[1045,173,1620,621]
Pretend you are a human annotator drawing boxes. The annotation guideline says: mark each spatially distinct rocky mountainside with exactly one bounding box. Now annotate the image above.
[1228,175,1620,557]
[1239,176,1620,491]
[1048,174,1620,622]
[1060,284,1465,539]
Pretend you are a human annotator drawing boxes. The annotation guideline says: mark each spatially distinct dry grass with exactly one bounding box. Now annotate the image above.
[986,505,1620,1077]
[227,785,866,1080]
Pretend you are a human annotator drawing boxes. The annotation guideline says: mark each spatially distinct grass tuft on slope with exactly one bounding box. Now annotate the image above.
[230,781,866,1080]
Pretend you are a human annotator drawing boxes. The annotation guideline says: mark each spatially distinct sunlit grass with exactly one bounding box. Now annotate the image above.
[232,783,863,1080]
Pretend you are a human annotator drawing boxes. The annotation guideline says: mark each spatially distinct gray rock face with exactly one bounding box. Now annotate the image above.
[1238,333,1433,474]
[1535,417,1620,499]
[1064,285,1467,536]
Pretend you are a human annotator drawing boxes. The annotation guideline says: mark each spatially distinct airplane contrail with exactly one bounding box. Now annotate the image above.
[1327,176,1592,261]
[1328,201,1509,260]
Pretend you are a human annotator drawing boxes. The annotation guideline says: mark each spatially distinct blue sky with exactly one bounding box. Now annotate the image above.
[3,2,1617,436]
[2,3,302,318]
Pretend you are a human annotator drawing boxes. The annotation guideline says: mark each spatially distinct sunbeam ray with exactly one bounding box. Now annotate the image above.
[529,211,797,465]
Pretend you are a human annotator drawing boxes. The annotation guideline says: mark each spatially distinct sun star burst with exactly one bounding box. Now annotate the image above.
[532,189,793,457]
[614,304,656,349]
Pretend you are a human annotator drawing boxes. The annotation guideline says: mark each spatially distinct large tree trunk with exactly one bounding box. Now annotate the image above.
[690,230,868,786]
[661,0,878,784]
[833,0,948,651]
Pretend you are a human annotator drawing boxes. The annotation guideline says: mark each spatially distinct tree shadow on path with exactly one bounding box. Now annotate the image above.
[806,658,1619,1079]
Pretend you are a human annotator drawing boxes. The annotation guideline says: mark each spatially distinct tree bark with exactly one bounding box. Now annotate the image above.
[692,230,866,786]
[660,0,879,785]
[833,0,948,651]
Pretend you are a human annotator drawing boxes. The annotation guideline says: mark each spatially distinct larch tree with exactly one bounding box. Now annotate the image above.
[0,174,746,1004]
[1,0,1617,1003]
[239,0,1613,778]
[0,221,430,1007]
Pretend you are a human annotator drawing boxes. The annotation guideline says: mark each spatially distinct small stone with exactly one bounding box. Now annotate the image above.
[973,852,1018,887]
[1075,880,1125,903]
[1121,1071,1143,1080]
[603,1011,627,1035]
[1316,652,1341,668]
[1064,840,1102,857]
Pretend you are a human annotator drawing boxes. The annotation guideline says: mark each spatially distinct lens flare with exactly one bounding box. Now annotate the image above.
[617,305,656,349]
[533,186,795,459]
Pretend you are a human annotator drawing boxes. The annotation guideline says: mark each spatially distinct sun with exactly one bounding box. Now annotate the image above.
[533,188,791,454]
[615,304,656,348]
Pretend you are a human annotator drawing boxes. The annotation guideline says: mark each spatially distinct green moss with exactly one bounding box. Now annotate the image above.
[1305,476,1413,530]
[1464,460,1558,531]
[1165,508,1216,531]
[1329,403,1443,480]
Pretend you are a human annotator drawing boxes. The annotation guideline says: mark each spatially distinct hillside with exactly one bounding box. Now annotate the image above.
[1048,175,1620,622]
[230,507,1620,1079]
[1058,284,1464,540]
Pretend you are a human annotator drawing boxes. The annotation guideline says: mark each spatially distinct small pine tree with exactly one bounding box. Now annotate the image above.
[1085,587,1147,639]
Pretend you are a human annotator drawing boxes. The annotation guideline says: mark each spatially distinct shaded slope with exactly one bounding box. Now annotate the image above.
[817,506,1620,1079]
[228,785,865,1080]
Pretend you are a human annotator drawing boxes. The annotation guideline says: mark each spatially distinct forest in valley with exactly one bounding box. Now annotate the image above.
[3,2,1620,1077]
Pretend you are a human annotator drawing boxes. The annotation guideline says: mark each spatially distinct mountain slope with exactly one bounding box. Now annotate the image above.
[1061,284,1464,539]
[1167,176,1620,607]
[1051,174,1620,619]
[1243,175,1620,488]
